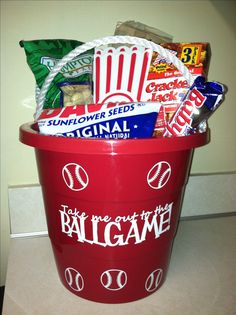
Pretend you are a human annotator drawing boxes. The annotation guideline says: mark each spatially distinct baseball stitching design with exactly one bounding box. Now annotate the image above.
[100,269,127,291]
[62,163,89,191]
[147,161,171,190]
[64,267,84,292]
[145,268,163,292]
[74,164,87,187]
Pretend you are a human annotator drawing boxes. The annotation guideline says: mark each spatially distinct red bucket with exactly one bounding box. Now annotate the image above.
[20,123,209,303]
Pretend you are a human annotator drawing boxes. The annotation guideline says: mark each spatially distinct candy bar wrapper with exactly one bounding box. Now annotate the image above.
[163,76,225,137]
[37,102,161,139]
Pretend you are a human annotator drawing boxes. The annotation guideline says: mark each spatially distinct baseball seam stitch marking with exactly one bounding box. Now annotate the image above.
[159,168,171,187]
[64,167,74,188]
[117,271,127,288]
[148,163,161,183]
[65,269,73,286]
[75,165,86,187]
[75,273,83,291]
[105,272,112,288]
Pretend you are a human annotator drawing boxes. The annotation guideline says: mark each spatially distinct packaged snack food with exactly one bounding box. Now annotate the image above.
[153,104,178,137]
[58,82,93,106]
[146,42,210,134]
[164,76,225,137]
[149,42,209,80]
[114,20,173,44]
[93,43,210,135]
[20,39,93,109]
[37,101,161,139]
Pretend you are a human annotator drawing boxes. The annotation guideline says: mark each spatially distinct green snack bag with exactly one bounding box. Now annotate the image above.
[20,39,93,109]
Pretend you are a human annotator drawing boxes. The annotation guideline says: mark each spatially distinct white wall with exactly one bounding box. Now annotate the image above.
[1,0,236,285]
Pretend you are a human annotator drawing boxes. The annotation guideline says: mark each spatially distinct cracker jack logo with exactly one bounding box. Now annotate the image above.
[59,202,173,247]
[145,78,189,103]
[40,54,92,78]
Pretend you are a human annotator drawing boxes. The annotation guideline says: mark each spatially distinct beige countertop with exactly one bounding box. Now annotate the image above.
[2,216,236,315]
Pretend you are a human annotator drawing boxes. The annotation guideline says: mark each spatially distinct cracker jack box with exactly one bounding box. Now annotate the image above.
[146,42,210,103]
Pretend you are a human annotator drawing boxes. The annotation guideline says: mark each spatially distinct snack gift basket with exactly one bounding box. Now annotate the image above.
[20,36,209,303]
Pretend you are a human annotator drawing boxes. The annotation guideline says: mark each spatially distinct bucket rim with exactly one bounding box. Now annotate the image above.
[19,122,210,155]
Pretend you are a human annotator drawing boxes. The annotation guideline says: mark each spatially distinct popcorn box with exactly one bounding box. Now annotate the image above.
[93,46,153,104]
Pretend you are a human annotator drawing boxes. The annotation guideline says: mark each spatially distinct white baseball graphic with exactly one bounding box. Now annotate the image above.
[65,267,84,292]
[62,163,89,191]
[100,269,127,291]
[147,161,171,189]
[145,268,163,292]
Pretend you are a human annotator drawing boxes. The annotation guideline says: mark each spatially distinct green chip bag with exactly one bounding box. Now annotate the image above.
[20,39,93,109]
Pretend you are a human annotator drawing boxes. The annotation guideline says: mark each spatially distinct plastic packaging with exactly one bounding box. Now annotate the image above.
[20,39,93,109]
[38,102,161,139]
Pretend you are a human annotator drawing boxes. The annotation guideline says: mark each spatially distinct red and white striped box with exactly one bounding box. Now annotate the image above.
[93,46,153,104]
